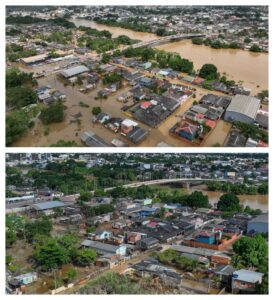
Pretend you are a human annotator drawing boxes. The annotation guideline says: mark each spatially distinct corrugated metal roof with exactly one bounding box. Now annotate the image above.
[21,54,48,64]
[249,213,268,224]
[226,95,260,119]
[61,65,89,78]
[233,269,264,283]
[81,239,124,254]
[171,244,217,257]
[32,201,65,211]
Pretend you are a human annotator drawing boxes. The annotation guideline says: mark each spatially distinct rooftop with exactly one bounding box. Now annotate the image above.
[249,213,268,224]
[226,94,260,119]
[32,200,65,211]
[61,65,89,78]
[233,269,264,283]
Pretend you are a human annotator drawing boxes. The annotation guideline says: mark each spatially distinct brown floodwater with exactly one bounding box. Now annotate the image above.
[202,120,232,147]
[71,18,268,95]
[12,19,268,147]
[156,40,268,95]
[13,60,219,147]
[71,17,158,41]
[194,189,268,212]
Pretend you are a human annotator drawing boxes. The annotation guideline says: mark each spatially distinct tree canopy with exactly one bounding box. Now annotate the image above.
[199,63,218,80]
[217,193,241,212]
[39,101,65,125]
[232,234,268,272]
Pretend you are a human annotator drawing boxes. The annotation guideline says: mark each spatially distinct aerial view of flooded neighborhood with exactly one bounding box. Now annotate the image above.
[5,153,268,294]
[6,6,269,147]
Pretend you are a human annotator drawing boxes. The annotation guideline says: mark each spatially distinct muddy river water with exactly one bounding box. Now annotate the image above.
[72,18,268,94]
[12,19,268,147]
[189,188,268,212]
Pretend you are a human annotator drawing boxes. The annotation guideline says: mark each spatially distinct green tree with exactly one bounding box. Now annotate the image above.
[258,183,268,195]
[74,249,97,266]
[57,234,78,259]
[232,235,268,269]
[257,90,268,100]
[39,101,65,124]
[256,275,268,294]
[186,191,209,208]
[64,268,77,283]
[102,72,122,85]
[199,64,218,80]
[50,139,78,147]
[6,85,37,109]
[250,44,261,52]
[192,37,204,45]
[79,191,92,202]
[101,53,111,64]
[155,28,167,36]
[33,237,70,270]
[217,193,241,212]
[6,110,30,145]
[92,107,102,116]
[6,229,16,247]
[25,216,53,242]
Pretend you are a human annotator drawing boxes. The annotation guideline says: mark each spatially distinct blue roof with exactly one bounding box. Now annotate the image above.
[32,201,65,211]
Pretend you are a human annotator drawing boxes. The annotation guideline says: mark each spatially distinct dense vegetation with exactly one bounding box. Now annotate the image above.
[6,214,97,272]
[192,37,241,50]
[78,272,152,294]
[6,86,37,109]
[6,68,38,145]
[156,249,201,271]
[6,109,31,146]
[122,47,194,73]
[50,140,78,147]
[93,16,173,37]
[6,16,75,29]
[6,43,38,62]
[207,181,268,195]
[102,72,122,85]
[233,121,268,143]
[199,63,218,80]
[77,26,138,53]
[39,101,65,125]
[217,193,241,212]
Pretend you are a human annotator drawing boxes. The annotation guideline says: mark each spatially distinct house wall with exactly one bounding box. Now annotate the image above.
[116,245,126,256]
[186,234,241,250]
[232,280,256,293]
[195,235,216,245]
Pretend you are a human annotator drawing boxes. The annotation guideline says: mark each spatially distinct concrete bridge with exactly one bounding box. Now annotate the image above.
[104,177,230,191]
[130,33,205,49]
[6,177,231,210]
[107,33,205,55]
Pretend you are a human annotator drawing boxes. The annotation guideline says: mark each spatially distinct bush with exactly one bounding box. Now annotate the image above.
[92,107,102,115]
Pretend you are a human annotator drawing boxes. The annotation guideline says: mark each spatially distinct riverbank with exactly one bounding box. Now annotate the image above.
[71,18,268,95]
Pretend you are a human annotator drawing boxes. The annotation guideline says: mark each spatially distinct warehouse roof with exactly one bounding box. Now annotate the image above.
[226,95,260,120]
[249,213,268,224]
[81,131,110,147]
[61,65,89,78]
[32,200,65,211]
[21,53,48,64]
[171,244,229,258]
